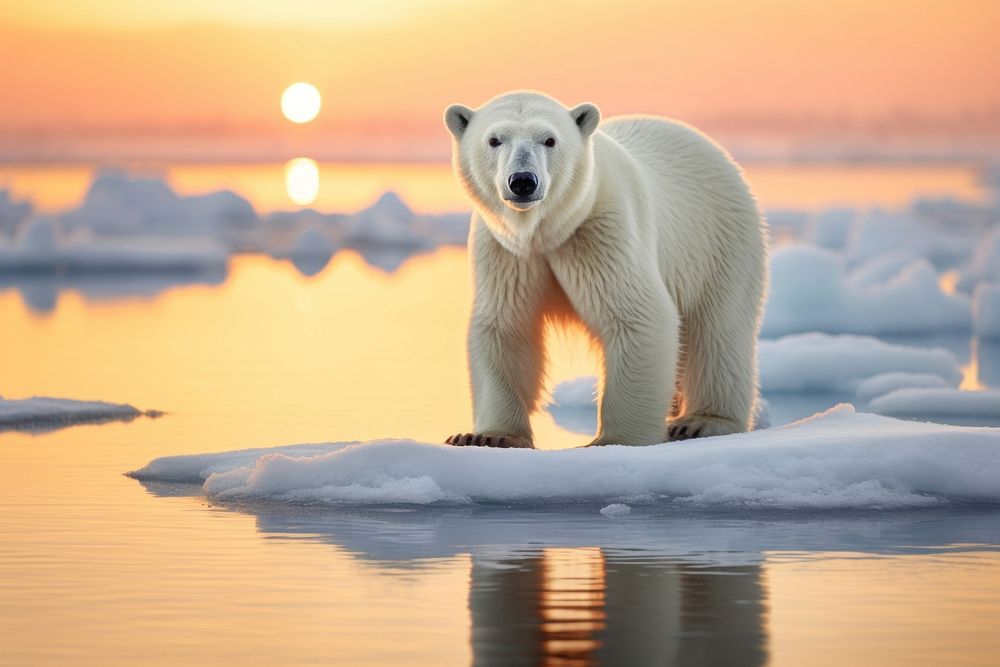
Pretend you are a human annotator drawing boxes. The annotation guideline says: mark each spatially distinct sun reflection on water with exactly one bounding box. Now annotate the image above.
[284,157,320,206]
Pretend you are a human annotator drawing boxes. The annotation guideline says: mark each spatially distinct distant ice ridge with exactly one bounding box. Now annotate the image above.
[129,405,1000,509]
[0,395,144,430]
[262,191,470,261]
[0,218,228,273]
[0,172,473,276]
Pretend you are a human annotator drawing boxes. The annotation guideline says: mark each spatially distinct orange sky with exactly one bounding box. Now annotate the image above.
[1,0,998,161]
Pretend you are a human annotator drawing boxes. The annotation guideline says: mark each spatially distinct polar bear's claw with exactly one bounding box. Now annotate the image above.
[445,433,533,449]
[667,415,742,441]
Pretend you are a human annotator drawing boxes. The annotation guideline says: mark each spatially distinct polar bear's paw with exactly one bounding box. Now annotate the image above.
[667,415,743,441]
[445,433,534,449]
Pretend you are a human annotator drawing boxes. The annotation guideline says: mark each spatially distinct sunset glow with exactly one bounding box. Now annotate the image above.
[0,0,998,162]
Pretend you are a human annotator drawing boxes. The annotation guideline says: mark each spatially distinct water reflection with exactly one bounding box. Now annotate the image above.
[284,158,320,206]
[470,551,765,666]
[289,253,332,277]
[132,490,1000,666]
[0,269,228,314]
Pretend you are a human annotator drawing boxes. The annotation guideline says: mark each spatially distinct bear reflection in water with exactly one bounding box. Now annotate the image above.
[470,549,765,666]
[135,481,1000,666]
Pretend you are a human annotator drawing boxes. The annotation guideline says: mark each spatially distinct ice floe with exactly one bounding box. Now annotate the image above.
[129,405,1000,510]
[0,395,148,431]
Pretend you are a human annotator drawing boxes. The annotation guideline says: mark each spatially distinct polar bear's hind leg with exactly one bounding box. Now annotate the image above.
[669,232,764,441]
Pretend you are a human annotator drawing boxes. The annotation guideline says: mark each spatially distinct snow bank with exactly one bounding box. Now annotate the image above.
[854,372,953,403]
[758,333,961,392]
[762,244,971,337]
[0,396,142,429]
[869,388,1000,421]
[974,283,1000,339]
[129,405,1000,509]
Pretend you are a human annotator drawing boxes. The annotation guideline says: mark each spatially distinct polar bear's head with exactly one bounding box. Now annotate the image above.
[445,91,600,254]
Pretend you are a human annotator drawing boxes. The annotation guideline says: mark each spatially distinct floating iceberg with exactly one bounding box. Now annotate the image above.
[0,395,146,431]
[129,405,1000,510]
[758,333,961,392]
[762,244,971,337]
[61,171,256,240]
[868,388,1000,422]
[549,376,598,409]
[957,227,1000,292]
[854,372,954,403]
[0,189,32,236]
[974,283,1000,339]
[806,207,855,250]
[845,208,974,269]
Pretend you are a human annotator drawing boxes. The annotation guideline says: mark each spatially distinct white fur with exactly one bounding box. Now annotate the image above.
[446,91,767,446]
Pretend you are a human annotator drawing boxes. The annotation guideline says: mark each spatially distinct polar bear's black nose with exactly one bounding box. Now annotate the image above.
[508,172,538,197]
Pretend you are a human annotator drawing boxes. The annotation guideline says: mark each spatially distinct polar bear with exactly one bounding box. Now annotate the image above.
[443,91,767,448]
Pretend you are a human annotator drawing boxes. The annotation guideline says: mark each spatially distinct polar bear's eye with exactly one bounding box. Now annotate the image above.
[544,138,556,148]
[488,137,501,148]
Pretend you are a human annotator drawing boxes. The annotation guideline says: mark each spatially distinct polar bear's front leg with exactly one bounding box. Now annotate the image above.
[463,308,545,446]
[448,220,550,449]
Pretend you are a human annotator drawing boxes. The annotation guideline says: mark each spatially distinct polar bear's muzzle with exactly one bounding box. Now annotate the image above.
[504,171,543,208]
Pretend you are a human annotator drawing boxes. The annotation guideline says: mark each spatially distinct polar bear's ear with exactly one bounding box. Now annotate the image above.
[444,104,474,138]
[570,103,601,138]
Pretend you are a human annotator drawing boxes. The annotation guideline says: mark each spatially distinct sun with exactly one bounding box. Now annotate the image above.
[281,82,322,124]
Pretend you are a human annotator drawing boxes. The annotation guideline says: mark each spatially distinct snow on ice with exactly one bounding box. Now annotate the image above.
[130,405,1000,510]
